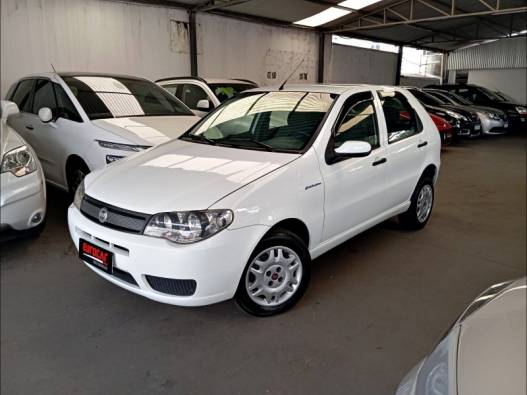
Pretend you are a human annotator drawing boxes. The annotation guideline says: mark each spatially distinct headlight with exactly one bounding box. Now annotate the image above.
[445,110,467,121]
[144,210,234,243]
[487,112,501,120]
[414,326,460,395]
[97,140,151,152]
[515,106,526,115]
[73,180,85,210]
[0,145,37,177]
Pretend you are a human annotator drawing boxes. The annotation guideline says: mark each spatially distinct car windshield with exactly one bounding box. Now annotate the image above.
[182,91,335,152]
[429,90,472,106]
[478,86,506,101]
[62,75,194,120]
[208,83,257,103]
[410,89,445,106]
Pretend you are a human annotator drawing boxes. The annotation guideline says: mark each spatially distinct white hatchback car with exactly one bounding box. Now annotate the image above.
[6,73,200,194]
[68,84,440,316]
[1,101,46,236]
[396,277,526,395]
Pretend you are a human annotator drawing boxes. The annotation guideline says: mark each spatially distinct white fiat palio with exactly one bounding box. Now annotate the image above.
[68,84,441,316]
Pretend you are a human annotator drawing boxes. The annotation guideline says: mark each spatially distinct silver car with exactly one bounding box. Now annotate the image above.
[396,277,526,395]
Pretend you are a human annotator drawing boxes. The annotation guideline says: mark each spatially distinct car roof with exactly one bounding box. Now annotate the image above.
[247,83,407,95]
[17,72,149,82]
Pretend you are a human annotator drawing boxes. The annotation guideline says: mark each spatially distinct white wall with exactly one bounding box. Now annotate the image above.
[468,68,527,104]
[1,0,190,97]
[197,13,319,86]
[324,42,397,85]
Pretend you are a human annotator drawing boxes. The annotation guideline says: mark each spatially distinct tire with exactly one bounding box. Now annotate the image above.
[399,177,434,230]
[67,160,90,196]
[235,229,311,316]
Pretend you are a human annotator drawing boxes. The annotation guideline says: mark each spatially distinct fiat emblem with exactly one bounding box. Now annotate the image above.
[98,208,108,223]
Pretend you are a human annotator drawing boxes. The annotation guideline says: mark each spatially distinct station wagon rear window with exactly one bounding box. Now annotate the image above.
[62,76,194,120]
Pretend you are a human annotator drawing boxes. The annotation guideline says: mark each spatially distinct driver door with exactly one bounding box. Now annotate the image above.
[320,90,388,241]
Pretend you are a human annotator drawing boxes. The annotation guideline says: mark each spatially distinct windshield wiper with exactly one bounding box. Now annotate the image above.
[183,134,217,145]
[220,138,274,151]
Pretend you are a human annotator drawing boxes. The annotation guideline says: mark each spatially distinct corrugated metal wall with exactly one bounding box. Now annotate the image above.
[447,37,527,70]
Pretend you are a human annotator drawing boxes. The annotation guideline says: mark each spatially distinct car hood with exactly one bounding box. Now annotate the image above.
[457,277,526,395]
[85,140,300,213]
[92,115,200,146]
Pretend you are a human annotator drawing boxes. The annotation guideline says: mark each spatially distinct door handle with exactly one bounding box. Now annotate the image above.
[25,124,34,130]
[417,141,428,148]
[372,158,387,166]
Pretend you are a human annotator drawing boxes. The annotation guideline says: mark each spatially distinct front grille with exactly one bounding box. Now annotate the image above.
[81,195,150,234]
[146,275,197,296]
[113,267,138,285]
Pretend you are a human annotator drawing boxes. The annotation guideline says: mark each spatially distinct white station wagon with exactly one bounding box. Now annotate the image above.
[6,73,199,194]
[68,84,441,316]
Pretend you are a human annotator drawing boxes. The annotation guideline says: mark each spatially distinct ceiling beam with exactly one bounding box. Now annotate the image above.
[194,0,253,12]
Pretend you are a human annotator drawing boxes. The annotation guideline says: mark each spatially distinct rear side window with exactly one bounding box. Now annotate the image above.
[11,80,34,113]
[161,83,180,97]
[334,91,379,149]
[378,91,421,144]
[54,84,82,122]
[32,79,57,115]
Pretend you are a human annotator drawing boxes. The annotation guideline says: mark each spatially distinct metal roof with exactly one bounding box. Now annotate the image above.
[127,0,527,52]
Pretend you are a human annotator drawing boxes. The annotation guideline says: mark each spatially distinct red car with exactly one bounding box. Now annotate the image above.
[429,113,453,146]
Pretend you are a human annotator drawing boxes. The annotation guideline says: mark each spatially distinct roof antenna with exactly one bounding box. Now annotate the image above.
[279,58,304,91]
[50,63,57,74]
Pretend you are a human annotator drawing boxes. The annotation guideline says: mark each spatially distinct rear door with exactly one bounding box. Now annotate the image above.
[377,90,428,209]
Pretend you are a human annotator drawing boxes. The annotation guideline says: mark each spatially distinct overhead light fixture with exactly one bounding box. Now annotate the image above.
[294,0,381,27]
[294,7,350,27]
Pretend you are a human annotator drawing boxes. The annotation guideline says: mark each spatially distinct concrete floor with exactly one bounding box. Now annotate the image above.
[1,134,526,395]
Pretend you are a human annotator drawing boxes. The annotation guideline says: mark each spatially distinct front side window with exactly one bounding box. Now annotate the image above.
[181,84,209,110]
[182,91,335,152]
[11,80,34,113]
[32,79,57,115]
[62,76,194,120]
[378,91,421,144]
[209,83,257,103]
[54,84,82,122]
[334,91,379,149]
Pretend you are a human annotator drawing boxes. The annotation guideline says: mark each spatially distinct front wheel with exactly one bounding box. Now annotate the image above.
[399,177,434,230]
[235,230,311,316]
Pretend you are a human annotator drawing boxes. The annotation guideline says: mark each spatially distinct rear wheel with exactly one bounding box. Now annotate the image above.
[235,230,311,316]
[399,177,434,230]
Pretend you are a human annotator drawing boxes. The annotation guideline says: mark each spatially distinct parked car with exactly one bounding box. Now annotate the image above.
[425,84,527,131]
[407,87,481,139]
[68,85,440,316]
[395,277,526,395]
[5,73,200,194]
[157,77,258,117]
[425,88,509,135]
[1,101,46,237]
[429,113,453,146]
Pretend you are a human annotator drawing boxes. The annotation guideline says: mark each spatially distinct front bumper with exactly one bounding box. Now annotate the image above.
[479,116,508,135]
[453,119,481,138]
[0,170,46,231]
[68,205,268,306]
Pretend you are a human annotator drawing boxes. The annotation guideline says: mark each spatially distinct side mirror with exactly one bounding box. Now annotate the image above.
[196,99,211,111]
[38,107,53,123]
[334,141,372,157]
[1,100,20,121]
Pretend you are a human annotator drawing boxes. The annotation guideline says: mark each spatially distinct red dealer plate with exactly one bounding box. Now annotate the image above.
[79,239,113,274]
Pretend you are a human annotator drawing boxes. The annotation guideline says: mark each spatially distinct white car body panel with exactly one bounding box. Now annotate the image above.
[6,73,200,190]
[0,101,46,231]
[68,84,441,306]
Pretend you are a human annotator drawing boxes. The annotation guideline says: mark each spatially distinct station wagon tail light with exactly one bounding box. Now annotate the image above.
[144,210,234,244]
[0,145,37,177]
